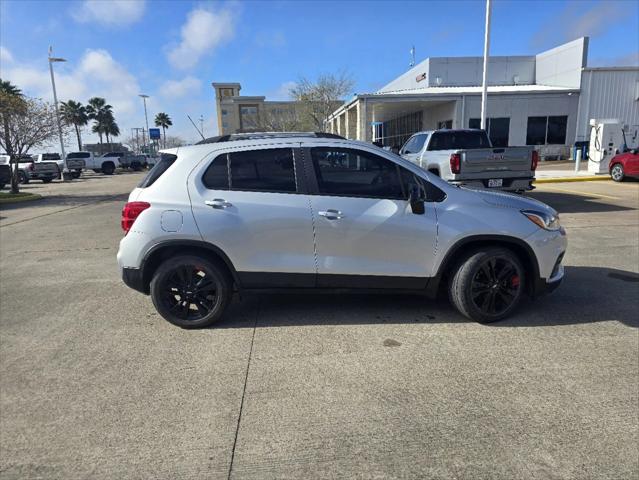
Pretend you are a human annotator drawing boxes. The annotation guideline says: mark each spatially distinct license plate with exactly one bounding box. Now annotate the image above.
[488,178,503,188]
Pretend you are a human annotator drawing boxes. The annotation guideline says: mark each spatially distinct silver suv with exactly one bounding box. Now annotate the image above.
[117,132,566,328]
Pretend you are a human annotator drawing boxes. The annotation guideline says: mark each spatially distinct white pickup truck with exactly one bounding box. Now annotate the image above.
[0,154,59,184]
[66,152,119,175]
[400,129,538,192]
[33,153,84,179]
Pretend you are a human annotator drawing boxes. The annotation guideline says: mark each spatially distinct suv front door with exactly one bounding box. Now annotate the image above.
[304,145,438,288]
[189,145,317,287]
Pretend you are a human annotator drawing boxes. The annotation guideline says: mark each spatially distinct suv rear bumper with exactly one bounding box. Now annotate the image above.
[122,267,147,294]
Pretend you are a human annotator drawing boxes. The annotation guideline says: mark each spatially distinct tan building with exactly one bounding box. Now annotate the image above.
[212,82,305,135]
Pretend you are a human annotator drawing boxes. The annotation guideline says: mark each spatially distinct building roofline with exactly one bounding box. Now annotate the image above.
[582,66,639,71]
[212,82,241,87]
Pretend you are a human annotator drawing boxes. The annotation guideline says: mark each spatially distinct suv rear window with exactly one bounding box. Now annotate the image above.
[138,154,177,188]
[202,148,297,193]
[427,131,490,151]
[42,153,61,161]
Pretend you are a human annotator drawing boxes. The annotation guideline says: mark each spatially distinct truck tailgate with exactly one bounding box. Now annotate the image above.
[34,161,59,175]
[460,147,533,177]
[66,159,85,169]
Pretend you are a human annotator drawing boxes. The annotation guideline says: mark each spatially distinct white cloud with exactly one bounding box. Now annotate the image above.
[531,1,623,49]
[166,7,236,70]
[0,46,13,63]
[160,76,202,98]
[3,49,143,145]
[72,0,146,27]
[268,81,296,101]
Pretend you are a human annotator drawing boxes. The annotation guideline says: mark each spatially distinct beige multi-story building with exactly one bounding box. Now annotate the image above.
[212,82,305,135]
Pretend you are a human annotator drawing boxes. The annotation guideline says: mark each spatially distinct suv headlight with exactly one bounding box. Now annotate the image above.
[521,210,561,231]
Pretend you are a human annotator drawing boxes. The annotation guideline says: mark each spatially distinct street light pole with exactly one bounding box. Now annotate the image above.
[139,94,150,155]
[48,46,70,180]
[199,115,204,138]
[480,0,492,131]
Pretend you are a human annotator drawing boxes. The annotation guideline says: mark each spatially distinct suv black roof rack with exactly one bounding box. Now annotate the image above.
[195,132,346,145]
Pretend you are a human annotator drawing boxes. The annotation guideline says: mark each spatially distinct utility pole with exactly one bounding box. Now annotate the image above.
[48,46,70,180]
[132,127,144,154]
[480,0,492,131]
[139,94,150,154]
[199,115,204,138]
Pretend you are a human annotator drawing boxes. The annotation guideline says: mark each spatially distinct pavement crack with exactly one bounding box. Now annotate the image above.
[226,298,260,480]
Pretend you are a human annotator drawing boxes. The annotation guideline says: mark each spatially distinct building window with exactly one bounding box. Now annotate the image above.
[220,88,234,97]
[221,109,228,116]
[469,117,510,147]
[375,111,423,148]
[526,116,567,145]
[547,116,568,144]
[222,121,229,128]
[437,120,453,129]
[240,104,259,130]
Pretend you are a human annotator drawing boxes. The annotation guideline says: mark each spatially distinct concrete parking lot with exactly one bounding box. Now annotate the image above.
[1,173,637,479]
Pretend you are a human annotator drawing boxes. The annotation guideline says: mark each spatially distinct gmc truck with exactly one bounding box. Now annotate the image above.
[0,154,59,184]
[400,129,538,192]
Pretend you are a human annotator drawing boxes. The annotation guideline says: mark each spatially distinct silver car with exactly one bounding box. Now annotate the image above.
[117,132,566,328]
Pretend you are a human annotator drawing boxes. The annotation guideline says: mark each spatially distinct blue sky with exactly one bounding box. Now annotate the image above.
[1,0,638,147]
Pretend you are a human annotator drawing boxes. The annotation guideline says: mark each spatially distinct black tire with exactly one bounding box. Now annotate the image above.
[610,163,625,182]
[449,247,525,323]
[71,171,81,179]
[0,183,5,190]
[42,178,54,184]
[101,162,115,175]
[150,255,231,328]
[18,171,29,184]
[131,161,142,172]
[93,169,101,173]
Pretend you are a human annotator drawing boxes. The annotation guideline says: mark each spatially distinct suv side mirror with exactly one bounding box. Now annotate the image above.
[408,183,425,215]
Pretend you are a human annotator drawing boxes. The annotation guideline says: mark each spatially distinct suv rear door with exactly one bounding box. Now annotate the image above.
[303,143,438,287]
[189,145,317,287]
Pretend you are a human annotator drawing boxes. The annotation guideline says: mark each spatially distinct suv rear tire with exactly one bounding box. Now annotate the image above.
[449,247,524,323]
[150,255,231,328]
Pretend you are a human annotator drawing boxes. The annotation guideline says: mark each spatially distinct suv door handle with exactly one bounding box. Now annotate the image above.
[205,199,232,209]
[318,209,344,220]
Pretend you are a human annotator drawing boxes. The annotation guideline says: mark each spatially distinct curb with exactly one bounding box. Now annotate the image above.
[0,193,43,205]
[534,176,611,184]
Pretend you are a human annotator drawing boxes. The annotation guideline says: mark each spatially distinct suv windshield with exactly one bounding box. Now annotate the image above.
[427,131,490,151]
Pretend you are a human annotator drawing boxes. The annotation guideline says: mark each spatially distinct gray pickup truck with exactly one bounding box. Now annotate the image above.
[400,129,538,192]
[0,154,59,184]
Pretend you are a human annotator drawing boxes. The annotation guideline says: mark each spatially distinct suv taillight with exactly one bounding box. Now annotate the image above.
[121,201,150,234]
[449,153,461,174]
[531,150,539,171]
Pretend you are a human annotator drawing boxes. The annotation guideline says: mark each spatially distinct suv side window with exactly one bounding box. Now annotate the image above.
[310,147,405,199]
[202,148,297,193]
[202,154,229,189]
[230,148,296,193]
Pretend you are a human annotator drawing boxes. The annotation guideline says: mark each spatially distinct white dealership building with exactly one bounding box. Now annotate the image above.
[327,38,639,159]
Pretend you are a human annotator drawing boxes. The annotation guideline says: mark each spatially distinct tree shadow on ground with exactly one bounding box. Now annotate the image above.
[216,266,638,329]
[526,191,634,214]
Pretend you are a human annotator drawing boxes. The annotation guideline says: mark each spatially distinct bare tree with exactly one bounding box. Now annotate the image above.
[260,106,305,132]
[163,135,186,148]
[290,73,354,131]
[0,96,65,193]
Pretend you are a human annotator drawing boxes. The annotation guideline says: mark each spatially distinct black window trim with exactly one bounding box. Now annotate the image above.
[201,146,308,195]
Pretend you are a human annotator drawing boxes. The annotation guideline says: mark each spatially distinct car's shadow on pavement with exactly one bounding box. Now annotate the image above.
[526,191,634,214]
[216,266,638,329]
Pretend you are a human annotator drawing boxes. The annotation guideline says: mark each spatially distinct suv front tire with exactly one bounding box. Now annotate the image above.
[449,247,525,323]
[150,255,231,328]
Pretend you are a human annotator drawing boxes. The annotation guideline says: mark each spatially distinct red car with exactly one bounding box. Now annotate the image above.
[609,150,639,182]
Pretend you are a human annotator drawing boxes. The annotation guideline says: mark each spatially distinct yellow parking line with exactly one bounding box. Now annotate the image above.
[538,185,620,200]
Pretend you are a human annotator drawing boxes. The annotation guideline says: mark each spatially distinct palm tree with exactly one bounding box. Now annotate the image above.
[154,112,172,148]
[85,97,112,144]
[103,112,120,144]
[60,100,88,150]
[0,79,26,193]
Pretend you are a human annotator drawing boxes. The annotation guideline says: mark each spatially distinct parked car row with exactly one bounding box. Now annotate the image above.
[0,151,161,189]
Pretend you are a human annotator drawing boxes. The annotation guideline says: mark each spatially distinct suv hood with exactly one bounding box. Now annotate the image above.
[468,188,557,215]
